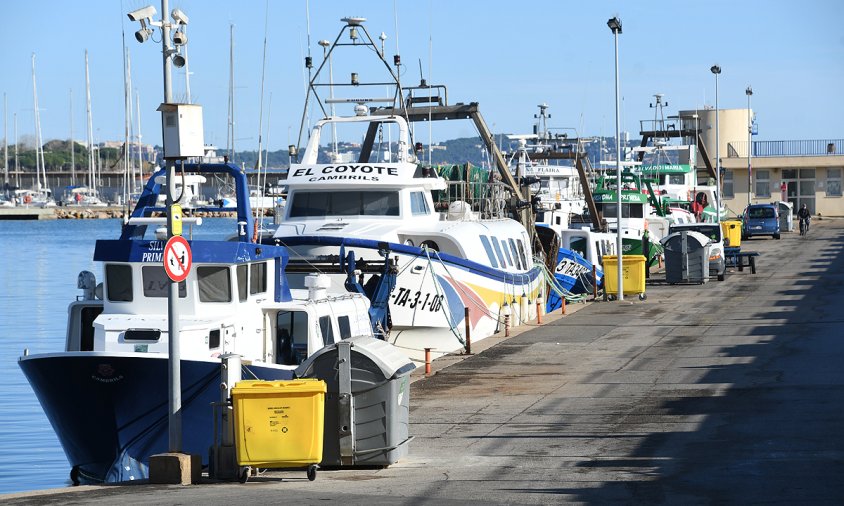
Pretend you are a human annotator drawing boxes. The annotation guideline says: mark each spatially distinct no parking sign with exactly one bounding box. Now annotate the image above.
[163,236,192,282]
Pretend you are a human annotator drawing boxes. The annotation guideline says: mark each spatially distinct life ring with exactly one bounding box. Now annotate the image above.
[23,194,32,204]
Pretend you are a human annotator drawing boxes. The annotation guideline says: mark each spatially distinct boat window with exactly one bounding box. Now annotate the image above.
[599,203,645,219]
[479,236,499,268]
[319,315,335,346]
[508,239,522,270]
[197,266,232,303]
[289,190,400,217]
[500,239,514,267]
[250,262,267,295]
[106,264,133,302]
[570,238,587,258]
[516,240,529,269]
[142,266,186,298]
[209,329,220,349]
[338,315,352,339]
[236,265,248,301]
[410,191,430,215]
[491,238,507,268]
[276,310,309,366]
[668,174,685,185]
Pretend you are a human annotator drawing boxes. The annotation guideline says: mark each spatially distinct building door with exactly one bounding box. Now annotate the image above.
[782,169,816,214]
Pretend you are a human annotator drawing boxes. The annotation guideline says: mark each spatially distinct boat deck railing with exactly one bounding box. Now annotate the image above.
[433,180,516,220]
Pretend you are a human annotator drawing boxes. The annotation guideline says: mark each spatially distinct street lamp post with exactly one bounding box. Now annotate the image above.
[711,64,721,225]
[746,86,753,206]
[608,16,623,301]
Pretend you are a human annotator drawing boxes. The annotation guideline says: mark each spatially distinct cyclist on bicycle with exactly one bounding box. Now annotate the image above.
[797,203,811,234]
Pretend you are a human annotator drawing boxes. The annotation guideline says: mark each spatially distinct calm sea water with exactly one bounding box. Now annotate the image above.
[0,218,234,495]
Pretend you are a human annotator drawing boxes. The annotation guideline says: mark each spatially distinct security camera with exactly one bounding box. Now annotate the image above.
[135,27,153,43]
[171,8,189,25]
[172,30,188,46]
[127,5,156,22]
[172,54,186,68]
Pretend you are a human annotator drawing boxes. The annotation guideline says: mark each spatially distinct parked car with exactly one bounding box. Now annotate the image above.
[742,204,780,240]
[667,222,726,281]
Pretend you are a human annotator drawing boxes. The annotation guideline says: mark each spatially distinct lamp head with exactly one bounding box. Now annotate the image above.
[607,16,622,34]
[746,85,753,96]
[318,39,330,48]
[710,64,721,75]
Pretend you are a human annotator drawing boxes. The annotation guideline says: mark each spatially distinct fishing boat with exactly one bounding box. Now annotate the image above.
[18,162,396,485]
[266,17,542,360]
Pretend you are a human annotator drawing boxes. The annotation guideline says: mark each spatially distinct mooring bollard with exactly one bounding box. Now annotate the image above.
[505,314,510,337]
[464,307,472,354]
[562,297,567,315]
[536,301,542,324]
[424,348,432,375]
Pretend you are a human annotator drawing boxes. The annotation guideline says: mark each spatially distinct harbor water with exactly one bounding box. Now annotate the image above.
[0,218,235,494]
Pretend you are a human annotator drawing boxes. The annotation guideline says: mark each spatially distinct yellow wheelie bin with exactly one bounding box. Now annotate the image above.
[721,220,742,248]
[232,379,327,482]
[602,255,647,300]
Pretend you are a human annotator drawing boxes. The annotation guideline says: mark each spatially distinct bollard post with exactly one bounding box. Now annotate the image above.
[464,307,472,354]
[592,265,598,300]
[536,301,542,324]
[424,348,432,375]
[505,314,510,337]
[562,297,567,315]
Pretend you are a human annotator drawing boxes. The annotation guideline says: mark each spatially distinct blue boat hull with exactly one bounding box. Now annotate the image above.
[18,353,292,484]
[546,248,602,312]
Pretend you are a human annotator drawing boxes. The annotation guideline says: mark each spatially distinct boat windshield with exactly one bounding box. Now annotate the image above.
[288,190,400,218]
[598,203,644,218]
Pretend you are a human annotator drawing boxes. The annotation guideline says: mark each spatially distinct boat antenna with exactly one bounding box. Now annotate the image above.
[227,24,235,162]
[254,0,270,233]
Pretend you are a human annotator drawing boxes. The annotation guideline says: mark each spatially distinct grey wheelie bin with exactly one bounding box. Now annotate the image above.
[662,230,711,284]
[295,336,416,467]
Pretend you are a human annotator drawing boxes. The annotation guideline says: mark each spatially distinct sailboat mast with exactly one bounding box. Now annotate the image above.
[123,46,132,206]
[70,89,75,185]
[85,50,94,192]
[14,112,18,188]
[227,24,235,162]
[136,90,142,194]
[31,53,45,191]
[4,92,7,189]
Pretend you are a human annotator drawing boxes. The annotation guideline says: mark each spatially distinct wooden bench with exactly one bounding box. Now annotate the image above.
[724,247,759,274]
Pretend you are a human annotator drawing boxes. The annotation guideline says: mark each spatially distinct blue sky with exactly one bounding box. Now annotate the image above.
[1,0,842,151]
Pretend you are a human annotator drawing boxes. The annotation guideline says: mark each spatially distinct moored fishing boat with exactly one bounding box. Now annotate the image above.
[266,17,543,361]
[18,162,394,485]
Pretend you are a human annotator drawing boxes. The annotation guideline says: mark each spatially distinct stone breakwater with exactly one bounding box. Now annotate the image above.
[53,208,274,219]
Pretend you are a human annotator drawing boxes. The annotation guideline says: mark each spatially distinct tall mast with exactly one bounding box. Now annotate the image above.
[3,92,8,189]
[227,24,235,161]
[123,46,132,205]
[85,50,94,192]
[136,89,142,193]
[32,53,45,191]
[14,112,18,188]
[70,89,75,185]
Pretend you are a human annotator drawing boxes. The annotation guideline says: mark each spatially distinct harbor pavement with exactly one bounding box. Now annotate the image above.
[4,219,844,505]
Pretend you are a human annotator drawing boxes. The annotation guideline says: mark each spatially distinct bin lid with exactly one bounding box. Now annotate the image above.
[661,230,711,250]
[295,336,416,380]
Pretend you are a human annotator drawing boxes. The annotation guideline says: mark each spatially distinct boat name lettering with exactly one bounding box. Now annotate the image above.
[292,165,399,178]
[556,259,589,277]
[391,287,443,312]
[91,374,124,384]
[142,252,164,262]
[148,241,164,251]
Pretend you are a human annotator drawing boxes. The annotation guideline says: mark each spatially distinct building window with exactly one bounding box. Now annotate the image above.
[827,168,842,197]
[755,169,771,198]
[723,170,734,198]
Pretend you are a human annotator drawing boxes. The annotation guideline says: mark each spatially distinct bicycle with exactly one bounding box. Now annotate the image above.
[799,217,810,236]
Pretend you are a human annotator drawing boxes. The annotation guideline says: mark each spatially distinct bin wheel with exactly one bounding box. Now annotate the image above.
[70,465,80,486]
[307,464,318,481]
[239,466,251,483]
[638,293,647,301]
[607,294,616,301]
[717,273,725,281]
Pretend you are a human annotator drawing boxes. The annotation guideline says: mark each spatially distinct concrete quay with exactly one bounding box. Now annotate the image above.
[4,219,843,504]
